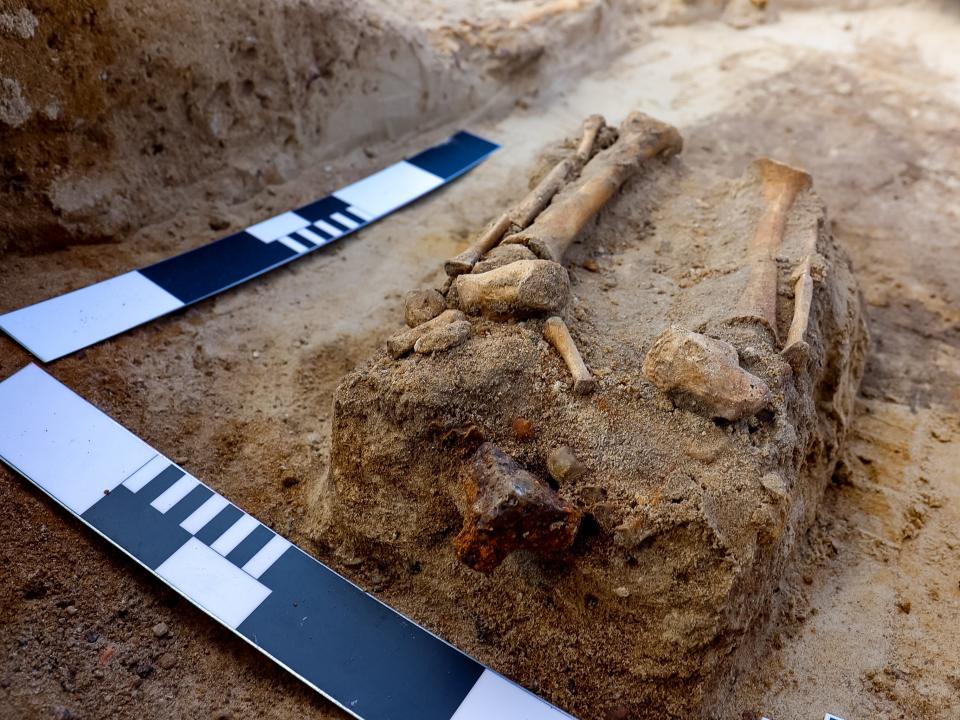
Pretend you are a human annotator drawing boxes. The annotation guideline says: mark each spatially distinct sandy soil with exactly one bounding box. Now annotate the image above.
[1,2,958,719]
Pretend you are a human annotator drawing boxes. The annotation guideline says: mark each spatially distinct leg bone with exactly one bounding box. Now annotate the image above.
[504,112,682,262]
[443,115,607,277]
[451,259,569,319]
[729,158,811,342]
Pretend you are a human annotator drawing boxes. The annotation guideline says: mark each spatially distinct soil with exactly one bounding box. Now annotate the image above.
[1,2,958,720]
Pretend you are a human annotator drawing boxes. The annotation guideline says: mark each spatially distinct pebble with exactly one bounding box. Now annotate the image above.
[65,605,77,616]
[151,622,169,639]
[158,653,177,670]
[512,417,535,442]
[613,586,631,598]
[547,446,587,484]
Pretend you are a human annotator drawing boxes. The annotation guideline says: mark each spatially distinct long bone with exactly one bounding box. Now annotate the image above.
[451,259,569,319]
[729,158,811,342]
[543,316,596,394]
[782,225,821,363]
[503,111,682,263]
[444,115,607,277]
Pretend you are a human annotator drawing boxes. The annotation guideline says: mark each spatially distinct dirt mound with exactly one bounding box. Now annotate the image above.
[323,116,867,719]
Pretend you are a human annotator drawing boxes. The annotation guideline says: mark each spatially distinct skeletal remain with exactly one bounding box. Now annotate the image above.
[451,259,569,319]
[642,326,771,421]
[404,288,447,328]
[730,158,812,342]
[504,112,683,262]
[543,316,596,394]
[443,115,607,277]
[454,442,582,573]
[414,320,471,354]
[782,227,823,364]
[387,309,466,359]
[471,243,537,274]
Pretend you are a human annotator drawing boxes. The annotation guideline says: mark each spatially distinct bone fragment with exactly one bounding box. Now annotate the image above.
[443,115,606,277]
[452,259,569,319]
[454,442,582,573]
[387,309,465,359]
[471,243,537,274]
[782,226,822,364]
[543,316,596,395]
[504,112,683,262]
[404,288,447,328]
[443,214,514,278]
[730,158,812,342]
[642,326,771,421]
[414,320,471,354]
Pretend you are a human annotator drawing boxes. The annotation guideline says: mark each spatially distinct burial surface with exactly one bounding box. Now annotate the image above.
[323,112,867,719]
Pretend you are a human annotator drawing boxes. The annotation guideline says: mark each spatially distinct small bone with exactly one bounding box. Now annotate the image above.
[642,326,771,421]
[471,243,537,274]
[454,442,582,573]
[404,288,447,328]
[452,259,569,319]
[782,227,822,364]
[443,116,606,277]
[414,320,471,354]
[543,316,596,395]
[504,112,682,262]
[730,158,812,342]
[387,309,465,359]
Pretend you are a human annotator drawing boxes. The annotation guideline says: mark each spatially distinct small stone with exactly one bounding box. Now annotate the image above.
[65,605,77,615]
[413,320,471,354]
[511,417,535,442]
[158,653,177,670]
[208,216,230,232]
[403,289,447,328]
[760,472,788,500]
[642,326,771,421]
[582,258,600,272]
[613,586,631,598]
[546,446,587,484]
[134,661,154,679]
[151,622,169,639]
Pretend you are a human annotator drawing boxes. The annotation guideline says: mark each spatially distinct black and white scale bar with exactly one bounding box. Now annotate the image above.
[0,131,498,363]
[0,365,573,720]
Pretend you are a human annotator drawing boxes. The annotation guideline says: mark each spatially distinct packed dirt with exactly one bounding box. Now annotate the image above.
[1,1,959,719]
[326,115,867,720]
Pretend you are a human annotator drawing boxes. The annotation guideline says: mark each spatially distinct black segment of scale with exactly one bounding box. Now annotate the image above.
[139,231,298,305]
[407,131,500,181]
[237,547,486,720]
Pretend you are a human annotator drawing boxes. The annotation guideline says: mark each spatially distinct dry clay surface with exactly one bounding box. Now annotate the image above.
[1,2,959,720]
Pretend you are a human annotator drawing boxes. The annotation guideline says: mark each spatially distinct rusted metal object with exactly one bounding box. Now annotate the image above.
[454,442,582,573]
